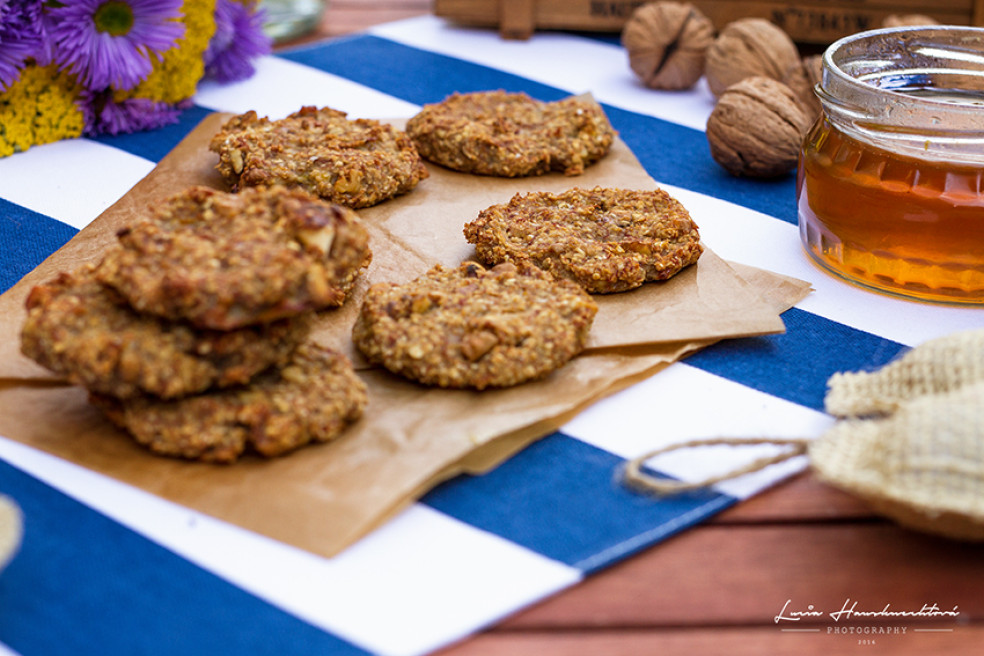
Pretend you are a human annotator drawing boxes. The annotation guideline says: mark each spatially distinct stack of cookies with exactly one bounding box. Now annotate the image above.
[21,185,371,463]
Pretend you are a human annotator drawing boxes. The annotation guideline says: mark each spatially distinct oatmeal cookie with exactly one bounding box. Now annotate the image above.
[91,343,367,463]
[210,106,429,208]
[352,261,597,389]
[20,265,310,400]
[97,185,371,330]
[463,187,703,294]
[405,91,616,177]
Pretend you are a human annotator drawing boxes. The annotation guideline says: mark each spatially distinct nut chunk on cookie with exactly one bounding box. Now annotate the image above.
[464,187,703,294]
[20,265,311,400]
[209,106,429,208]
[97,185,371,330]
[91,343,367,463]
[406,91,616,177]
[353,261,598,389]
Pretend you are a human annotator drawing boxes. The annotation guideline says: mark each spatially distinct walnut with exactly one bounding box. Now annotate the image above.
[705,76,811,178]
[460,329,498,362]
[781,54,823,123]
[883,14,939,28]
[621,2,715,90]
[704,18,801,97]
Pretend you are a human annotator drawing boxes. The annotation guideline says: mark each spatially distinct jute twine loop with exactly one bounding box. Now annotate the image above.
[623,328,984,541]
[622,436,810,495]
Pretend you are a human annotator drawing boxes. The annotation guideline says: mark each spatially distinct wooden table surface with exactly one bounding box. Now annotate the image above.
[287,4,984,654]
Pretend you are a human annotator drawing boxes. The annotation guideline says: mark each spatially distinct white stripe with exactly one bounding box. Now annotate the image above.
[562,362,830,499]
[0,139,153,231]
[370,15,716,130]
[194,55,421,120]
[0,437,579,656]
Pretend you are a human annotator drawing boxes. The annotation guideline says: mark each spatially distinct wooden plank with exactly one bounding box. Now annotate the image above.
[434,0,980,43]
[499,0,535,39]
[438,625,984,656]
[711,472,878,523]
[501,524,984,628]
[318,0,432,37]
[690,0,973,41]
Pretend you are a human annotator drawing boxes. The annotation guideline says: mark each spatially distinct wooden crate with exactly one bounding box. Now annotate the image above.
[434,0,984,44]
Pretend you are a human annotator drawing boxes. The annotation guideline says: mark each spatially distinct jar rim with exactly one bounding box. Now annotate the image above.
[818,25,984,163]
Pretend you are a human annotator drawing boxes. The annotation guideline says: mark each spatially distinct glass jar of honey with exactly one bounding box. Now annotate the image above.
[797,26,984,304]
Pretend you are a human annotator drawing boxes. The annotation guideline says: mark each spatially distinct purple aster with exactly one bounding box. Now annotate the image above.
[47,0,185,91]
[204,0,271,83]
[80,88,188,136]
[0,0,46,91]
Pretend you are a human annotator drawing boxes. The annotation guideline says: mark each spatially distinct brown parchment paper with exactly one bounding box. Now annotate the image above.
[0,112,813,557]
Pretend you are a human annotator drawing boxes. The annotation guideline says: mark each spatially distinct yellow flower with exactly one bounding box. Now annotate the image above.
[120,0,218,104]
[0,65,85,158]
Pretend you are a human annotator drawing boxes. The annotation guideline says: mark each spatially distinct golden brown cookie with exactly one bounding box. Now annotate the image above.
[464,187,702,293]
[353,261,597,389]
[91,343,367,463]
[210,106,429,208]
[97,185,371,330]
[20,265,311,400]
[406,91,616,177]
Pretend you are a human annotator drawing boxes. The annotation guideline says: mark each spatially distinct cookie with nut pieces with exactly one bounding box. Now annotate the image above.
[464,187,703,294]
[405,90,616,177]
[91,343,367,463]
[20,264,312,400]
[97,185,371,331]
[352,261,598,389]
[209,106,429,208]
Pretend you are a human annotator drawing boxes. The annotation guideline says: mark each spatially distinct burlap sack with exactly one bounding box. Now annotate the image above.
[624,328,984,541]
[812,328,984,540]
[825,328,984,417]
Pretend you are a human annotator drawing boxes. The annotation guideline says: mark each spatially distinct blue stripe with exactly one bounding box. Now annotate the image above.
[278,35,798,223]
[603,104,798,223]
[0,459,369,656]
[0,199,78,294]
[89,104,216,163]
[685,307,908,411]
[422,432,735,573]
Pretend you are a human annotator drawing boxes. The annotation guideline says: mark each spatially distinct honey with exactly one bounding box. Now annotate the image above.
[797,26,984,304]
[798,118,984,303]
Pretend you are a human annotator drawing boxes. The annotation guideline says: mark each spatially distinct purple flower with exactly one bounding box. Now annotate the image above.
[0,0,45,91]
[204,0,271,83]
[47,0,185,91]
[80,88,188,136]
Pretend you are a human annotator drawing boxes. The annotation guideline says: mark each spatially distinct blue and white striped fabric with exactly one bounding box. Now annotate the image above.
[1,16,981,656]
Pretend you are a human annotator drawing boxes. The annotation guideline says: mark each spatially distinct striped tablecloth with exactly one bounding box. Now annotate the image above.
[1,16,981,656]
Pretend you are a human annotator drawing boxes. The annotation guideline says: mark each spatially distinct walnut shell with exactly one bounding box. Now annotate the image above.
[622,1,715,90]
[883,14,939,28]
[706,76,811,178]
[705,18,801,97]
[781,54,823,123]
